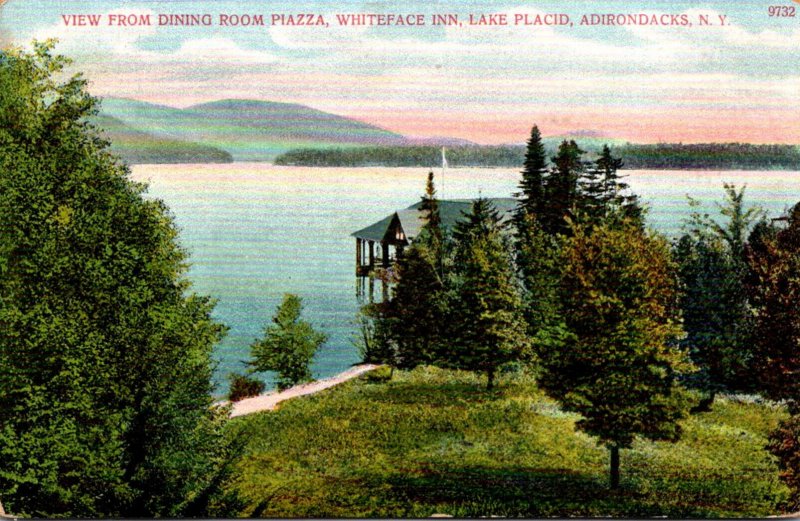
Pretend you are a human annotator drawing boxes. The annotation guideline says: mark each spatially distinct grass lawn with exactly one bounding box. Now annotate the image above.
[225,366,790,518]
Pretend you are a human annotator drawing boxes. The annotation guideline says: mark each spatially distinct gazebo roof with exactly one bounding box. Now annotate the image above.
[351,198,517,243]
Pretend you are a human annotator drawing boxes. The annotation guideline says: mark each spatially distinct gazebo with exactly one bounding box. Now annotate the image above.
[351,198,517,277]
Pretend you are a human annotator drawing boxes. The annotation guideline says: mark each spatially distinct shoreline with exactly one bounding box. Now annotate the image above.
[224,364,381,418]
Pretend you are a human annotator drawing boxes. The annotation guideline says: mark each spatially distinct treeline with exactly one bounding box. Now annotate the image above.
[274,142,800,170]
[358,126,800,498]
[275,144,523,167]
[621,142,800,170]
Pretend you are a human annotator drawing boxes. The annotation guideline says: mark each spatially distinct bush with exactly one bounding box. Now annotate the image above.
[360,365,393,383]
[250,294,327,391]
[768,415,800,510]
[228,373,266,402]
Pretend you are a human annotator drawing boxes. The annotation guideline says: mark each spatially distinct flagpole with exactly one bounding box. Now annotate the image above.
[441,146,447,200]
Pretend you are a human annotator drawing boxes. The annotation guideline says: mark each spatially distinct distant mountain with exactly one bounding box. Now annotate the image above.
[556,129,611,139]
[98,97,408,162]
[405,136,478,147]
[92,114,233,164]
[543,131,629,154]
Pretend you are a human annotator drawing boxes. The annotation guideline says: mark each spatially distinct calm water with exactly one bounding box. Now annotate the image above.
[130,164,800,393]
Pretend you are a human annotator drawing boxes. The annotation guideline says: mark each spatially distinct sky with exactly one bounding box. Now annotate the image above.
[0,0,798,144]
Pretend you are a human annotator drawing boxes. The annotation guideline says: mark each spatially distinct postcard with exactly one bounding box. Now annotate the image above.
[1,0,799,518]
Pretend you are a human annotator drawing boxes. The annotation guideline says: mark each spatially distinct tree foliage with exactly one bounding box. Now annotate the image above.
[674,184,762,403]
[250,294,327,391]
[514,125,547,224]
[767,415,800,510]
[580,145,643,226]
[537,218,692,487]
[539,140,584,235]
[386,242,447,369]
[275,142,800,171]
[746,204,800,412]
[0,41,233,517]
[446,199,527,388]
[515,213,564,351]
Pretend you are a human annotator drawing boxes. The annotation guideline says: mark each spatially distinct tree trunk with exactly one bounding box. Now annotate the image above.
[609,445,620,489]
[690,391,716,413]
[487,368,495,390]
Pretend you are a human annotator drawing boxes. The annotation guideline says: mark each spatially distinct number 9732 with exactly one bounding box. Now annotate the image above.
[768,5,796,16]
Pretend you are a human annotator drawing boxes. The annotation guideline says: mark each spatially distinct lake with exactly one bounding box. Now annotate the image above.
[130,164,800,394]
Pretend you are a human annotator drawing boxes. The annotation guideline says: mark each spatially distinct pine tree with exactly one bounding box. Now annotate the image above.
[354,302,398,370]
[538,218,691,488]
[447,199,527,389]
[451,197,507,266]
[418,170,445,277]
[515,213,564,349]
[387,243,447,369]
[540,140,584,235]
[420,170,442,238]
[514,125,548,225]
[383,173,449,368]
[579,145,643,228]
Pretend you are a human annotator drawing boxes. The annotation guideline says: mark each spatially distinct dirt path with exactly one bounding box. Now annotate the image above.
[227,364,380,418]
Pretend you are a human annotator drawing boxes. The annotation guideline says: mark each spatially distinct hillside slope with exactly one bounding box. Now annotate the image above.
[227,367,789,518]
[92,114,233,164]
[99,97,407,162]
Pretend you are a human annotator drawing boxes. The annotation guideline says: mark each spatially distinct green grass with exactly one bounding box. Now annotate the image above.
[225,366,790,518]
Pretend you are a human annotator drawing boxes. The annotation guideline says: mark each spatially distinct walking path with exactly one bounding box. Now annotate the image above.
[227,364,380,418]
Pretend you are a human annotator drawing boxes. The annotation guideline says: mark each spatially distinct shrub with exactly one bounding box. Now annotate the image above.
[360,365,393,383]
[228,373,266,402]
[769,415,800,510]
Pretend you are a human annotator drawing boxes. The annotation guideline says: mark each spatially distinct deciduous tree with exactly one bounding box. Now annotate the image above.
[537,218,692,488]
[675,184,762,408]
[0,41,232,517]
[250,294,327,391]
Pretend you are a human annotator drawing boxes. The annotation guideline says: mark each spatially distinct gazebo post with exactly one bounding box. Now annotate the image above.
[356,238,362,274]
[368,240,375,270]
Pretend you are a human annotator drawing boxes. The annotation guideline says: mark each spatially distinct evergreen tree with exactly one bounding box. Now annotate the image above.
[451,197,507,266]
[578,145,643,228]
[250,294,327,391]
[387,242,447,369]
[515,213,564,352]
[0,42,233,517]
[417,170,445,277]
[540,140,584,235]
[447,199,527,389]
[514,125,547,224]
[420,170,442,241]
[538,218,691,488]
[578,161,607,224]
[353,302,398,369]
[384,173,449,368]
[675,184,762,408]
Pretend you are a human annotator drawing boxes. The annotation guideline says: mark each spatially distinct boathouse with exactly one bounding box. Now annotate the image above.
[351,198,517,277]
